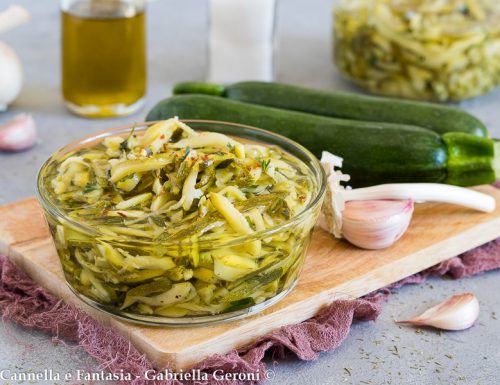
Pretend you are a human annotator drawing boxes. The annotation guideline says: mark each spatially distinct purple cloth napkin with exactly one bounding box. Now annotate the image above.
[1,237,500,385]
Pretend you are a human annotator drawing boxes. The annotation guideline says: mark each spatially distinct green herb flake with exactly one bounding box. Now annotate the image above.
[83,183,98,193]
[245,216,255,229]
[258,158,271,172]
[182,146,191,161]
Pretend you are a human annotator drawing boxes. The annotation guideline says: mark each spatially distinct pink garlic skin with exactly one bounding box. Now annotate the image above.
[341,199,414,249]
[0,114,37,152]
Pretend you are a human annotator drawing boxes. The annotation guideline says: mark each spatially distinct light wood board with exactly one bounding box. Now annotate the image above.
[1,186,500,370]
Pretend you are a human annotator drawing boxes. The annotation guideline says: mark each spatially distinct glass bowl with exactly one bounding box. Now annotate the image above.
[36,120,325,326]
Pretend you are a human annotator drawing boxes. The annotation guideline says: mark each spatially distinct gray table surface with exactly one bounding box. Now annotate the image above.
[1,1,500,384]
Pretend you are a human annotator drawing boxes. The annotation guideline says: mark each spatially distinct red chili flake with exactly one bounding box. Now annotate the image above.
[160,134,165,139]
[202,154,210,161]
[254,163,261,168]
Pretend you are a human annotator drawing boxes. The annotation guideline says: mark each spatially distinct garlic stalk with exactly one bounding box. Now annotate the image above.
[0,114,37,152]
[343,183,496,213]
[396,293,480,331]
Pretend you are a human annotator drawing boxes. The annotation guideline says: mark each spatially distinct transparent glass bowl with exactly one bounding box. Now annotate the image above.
[36,121,325,326]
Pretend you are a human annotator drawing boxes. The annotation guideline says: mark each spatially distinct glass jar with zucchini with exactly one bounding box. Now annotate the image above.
[36,119,325,325]
[334,0,500,101]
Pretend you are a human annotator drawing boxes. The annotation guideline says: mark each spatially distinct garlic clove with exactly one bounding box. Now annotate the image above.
[0,114,37,152]
[341,199,413,249]
[396,293,480,331]
[0,5,31,35]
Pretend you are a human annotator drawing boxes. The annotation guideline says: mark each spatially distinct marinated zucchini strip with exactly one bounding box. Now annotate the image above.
[170,132,245,159]
[121,280,173,309]
[209,192,261,255]
[116,193,152,210]
[97,242,126,269]
[214,254,259,281]
[116,174,141,192]
[209,192,252,235]
[182,162,202,210]
[110,159,167,183]
[127,282,197,307]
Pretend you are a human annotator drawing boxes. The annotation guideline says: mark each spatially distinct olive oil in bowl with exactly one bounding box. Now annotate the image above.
[61,0,146,118]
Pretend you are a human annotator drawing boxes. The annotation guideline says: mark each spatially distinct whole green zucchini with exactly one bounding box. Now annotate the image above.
[173,81,488,138]
[146,95,499,187]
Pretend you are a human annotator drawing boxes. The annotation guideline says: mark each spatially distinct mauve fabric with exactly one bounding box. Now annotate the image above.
[1,237,500,385]
[1,183,500,385]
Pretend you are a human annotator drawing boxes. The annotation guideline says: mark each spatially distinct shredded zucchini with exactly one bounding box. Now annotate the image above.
[42,118,317,317]
[334,0,500,101]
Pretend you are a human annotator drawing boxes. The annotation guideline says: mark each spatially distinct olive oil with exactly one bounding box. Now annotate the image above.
[62,1,146,117]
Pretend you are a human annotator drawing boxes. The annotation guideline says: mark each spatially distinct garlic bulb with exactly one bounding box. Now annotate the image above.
[0,41,23,111]
[342,199,414,250]
[396,293,480,331]
[0,5,30,110]
[319,151,496,249]
[0,114,37,152]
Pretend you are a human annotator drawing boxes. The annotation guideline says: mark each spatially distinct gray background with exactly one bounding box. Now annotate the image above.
[0,0,499,384]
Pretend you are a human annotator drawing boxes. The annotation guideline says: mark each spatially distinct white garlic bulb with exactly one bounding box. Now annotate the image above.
[0,41,23,111]
[0,5,30,110]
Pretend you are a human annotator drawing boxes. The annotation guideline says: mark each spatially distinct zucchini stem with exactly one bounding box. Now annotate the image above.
[443,132,497,186]
[173,82,226,97]
[493,139,500,182]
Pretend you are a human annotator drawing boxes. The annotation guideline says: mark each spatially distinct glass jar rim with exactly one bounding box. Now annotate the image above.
[61,0,146,17]
[36,120,326,248]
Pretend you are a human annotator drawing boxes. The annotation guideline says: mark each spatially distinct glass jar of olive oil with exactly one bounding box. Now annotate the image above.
[61,0,146,118]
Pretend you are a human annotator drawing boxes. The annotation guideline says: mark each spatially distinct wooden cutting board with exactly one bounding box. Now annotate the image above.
[1,187,500,370]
